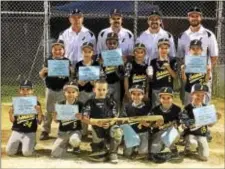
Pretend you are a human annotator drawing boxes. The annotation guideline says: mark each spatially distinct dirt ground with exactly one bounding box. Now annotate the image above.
[1,97,224,168]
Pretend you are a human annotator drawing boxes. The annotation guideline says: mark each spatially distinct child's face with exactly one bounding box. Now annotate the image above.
[160,94,173,108]
[134,48,145,62]
[189,46,202,56]
[158,44,169,57]
[94,83,108,98]
[19,88,33,96]
[192,91,205,105]
[131,91,144,104]
[64,87,78,101]
[106,39,118,50]
[82,47,93,61]
[52,45,65,58]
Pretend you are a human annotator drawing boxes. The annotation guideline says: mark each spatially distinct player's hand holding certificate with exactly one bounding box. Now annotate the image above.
[185,55,207,73]
[193,104,217,127]
[48,60,69,77]
[55,104,78,121]
[12,96,37,115]
[78,66,100,81]
[101,48,123,66]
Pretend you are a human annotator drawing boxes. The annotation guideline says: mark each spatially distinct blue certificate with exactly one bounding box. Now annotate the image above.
[120,124,140,148]
[12,96,37,115]
[78,66,100,81]
[48,60,69,77]
[193,105,217,127]
[55,104,78,121]
[101,48,123,66]
[161,127,180,148]
[185,55,207,73]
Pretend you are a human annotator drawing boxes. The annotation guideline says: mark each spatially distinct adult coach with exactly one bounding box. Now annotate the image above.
[136,10,176,65]
[177,7,218,105]
[59,9,96,66]
[97,9,134,59]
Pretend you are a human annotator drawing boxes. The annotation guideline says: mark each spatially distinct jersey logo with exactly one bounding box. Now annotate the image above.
[82,37,85,41]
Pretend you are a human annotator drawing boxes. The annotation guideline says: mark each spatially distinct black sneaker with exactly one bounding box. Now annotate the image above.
[39,131,49,140]
[169,152,184,163]
[72,147,81,154]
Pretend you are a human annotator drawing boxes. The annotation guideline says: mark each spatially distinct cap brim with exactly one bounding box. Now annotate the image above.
[133,47,146,51]
[188,11,202,15]
[110,13,122,17]
[158,42,170,47]
[20,85,33,89]
[52,43,64,48]
[158,93,173,96]
[191,90,206,94]
[190,44,202,48]
[82,45,94,50]
[63,85,79,92]
[129,88,144,94]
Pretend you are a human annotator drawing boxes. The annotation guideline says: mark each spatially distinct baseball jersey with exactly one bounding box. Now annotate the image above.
[12,101,41,133]
[44,57,70,91]
[124,60,148,91]
[58,26,96,65]
[57,100,83,132]
[177,25,218,64]
[185,73,206,93]
[151,103,181,133]
[74,60,100,92]
[150,58,177,90]
[82,98,117,119]
[182,104,208,136]
[121,102,151,133]
[97,27,134,56]
[136,28,176,64]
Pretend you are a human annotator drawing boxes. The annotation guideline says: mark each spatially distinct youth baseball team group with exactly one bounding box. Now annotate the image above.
[5,6,221,164]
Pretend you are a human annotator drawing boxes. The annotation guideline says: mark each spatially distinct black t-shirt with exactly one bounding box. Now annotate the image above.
[151,103,181,133]
[185,73,206,93]
[121,102,151,133]
[44,57,70,91]
[150,58,176,90]
[98,54,124,84]
[75,60,100,92]
[12,101,41,133]
[83,98,117,118]
[125,60,148,91]
[182,104,208,136]
[57,100,83,132]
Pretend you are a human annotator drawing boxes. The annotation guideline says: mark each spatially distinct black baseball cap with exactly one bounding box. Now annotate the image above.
[189,39,202,48]
[69,9,83,16]
[158,38,170,47]
[110,9,122,17]
[63,81,79,92]
[148,10,162,18]
[158,87,174,97]
[51,39,64,48]
[20,80,33,89]
[82,42,94,50]
[129,85,145,94]
[191,83,208,94]
[133,43,146,51]
[106,32,119,41]
[188,7,202,15]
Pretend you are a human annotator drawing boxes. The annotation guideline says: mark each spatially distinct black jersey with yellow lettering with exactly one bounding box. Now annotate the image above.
[150,58,176,90]
[82,98,117,119]
[121,102,151,133]
[98,54,124,84]
[185,73,206,93]
[75,60,100,92]
[12,101,41,133]
[182,104,208,136]
[151,103,181,133]
[125,60,148,91]
[57,100,83,132]
[44,57,70,91]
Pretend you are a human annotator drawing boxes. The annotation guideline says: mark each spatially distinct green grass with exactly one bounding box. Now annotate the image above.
[1,85,45,103]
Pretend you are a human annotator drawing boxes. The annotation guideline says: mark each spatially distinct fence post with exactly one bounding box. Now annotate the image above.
[44,0,49,59]
[134,1,138,40]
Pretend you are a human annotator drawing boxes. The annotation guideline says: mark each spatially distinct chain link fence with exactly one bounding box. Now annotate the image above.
[1,1,225,102]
